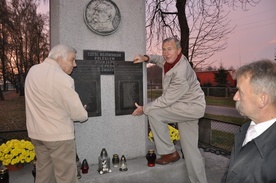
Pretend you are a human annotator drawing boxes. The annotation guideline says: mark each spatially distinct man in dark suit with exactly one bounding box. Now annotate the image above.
[222,59,276,183]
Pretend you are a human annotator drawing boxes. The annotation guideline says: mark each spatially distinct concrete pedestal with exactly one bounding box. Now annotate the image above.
[50,0,147,164]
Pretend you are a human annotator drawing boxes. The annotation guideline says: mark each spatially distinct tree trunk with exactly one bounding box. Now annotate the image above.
[176,0,189,61]
[0,88,4,101]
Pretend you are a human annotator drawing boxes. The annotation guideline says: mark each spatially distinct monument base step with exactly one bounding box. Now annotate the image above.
[9,149,230,183]
[80,151,189,183]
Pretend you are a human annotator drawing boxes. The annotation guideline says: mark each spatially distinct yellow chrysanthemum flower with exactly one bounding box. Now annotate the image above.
[148,125,180,142]
[0,139,36,166]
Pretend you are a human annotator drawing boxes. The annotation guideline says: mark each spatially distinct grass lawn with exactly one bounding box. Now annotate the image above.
[205,96,235,108]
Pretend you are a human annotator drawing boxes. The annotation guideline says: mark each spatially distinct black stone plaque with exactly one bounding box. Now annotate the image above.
[71,60,101,117]
[114,61,143,115]
[83,50,125,75]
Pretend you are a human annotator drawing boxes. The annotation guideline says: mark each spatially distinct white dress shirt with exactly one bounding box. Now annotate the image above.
[243,118,276,146]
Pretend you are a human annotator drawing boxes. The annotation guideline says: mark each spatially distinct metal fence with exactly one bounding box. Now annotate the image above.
[201,87,237,97]
[199,117,241,156]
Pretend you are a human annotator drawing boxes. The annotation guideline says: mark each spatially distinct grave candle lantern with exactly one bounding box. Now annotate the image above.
[119,155,128,171]
[146,149,156,167]
[98,148,112,174]
[112,154,120,167]
[81,159,89,174]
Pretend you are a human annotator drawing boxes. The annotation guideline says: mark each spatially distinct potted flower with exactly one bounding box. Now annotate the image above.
[0,139,35,170]
[148,124,180,143]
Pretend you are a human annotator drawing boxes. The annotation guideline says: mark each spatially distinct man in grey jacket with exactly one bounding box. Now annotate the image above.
[132,37,207,183]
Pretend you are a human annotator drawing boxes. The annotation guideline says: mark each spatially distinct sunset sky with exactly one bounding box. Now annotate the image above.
[38,1,276,69]
[212,0,276,69]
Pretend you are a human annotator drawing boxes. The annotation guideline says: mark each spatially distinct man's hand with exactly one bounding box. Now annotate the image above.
[133,54,148,64]
[132,103,144,116]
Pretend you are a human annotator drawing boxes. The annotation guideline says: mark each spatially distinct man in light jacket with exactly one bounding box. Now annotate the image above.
[132,37,207,183]
[25,44,88,183]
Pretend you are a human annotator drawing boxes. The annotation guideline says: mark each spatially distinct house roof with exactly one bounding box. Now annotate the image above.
[196,70,236,87]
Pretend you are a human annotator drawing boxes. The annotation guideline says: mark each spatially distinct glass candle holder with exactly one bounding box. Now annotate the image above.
[119,155,128,171]
[98,148,112,174]
[76,154,82,179]
[146,149,156,167]
[0,166,9,183]
[32,158,37,182]
[81,159,89,174]
[112,154,120,167]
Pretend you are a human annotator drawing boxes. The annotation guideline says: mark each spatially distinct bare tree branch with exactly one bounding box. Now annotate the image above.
[0,0,49,94]
[145,0,259,69]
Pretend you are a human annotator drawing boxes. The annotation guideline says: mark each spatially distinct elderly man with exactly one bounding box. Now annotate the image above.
[25,44,88,183]
[222,59,276,183]
[132,37,208,183]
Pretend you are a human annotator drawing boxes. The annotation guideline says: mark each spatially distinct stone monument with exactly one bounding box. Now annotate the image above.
[50,0,147,164]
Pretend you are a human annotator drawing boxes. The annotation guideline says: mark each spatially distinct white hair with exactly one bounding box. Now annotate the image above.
[48,44,77,61]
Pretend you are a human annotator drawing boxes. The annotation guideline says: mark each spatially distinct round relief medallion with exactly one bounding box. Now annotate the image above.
[84,0,121,36]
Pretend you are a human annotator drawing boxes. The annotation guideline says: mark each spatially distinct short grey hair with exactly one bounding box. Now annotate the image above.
[163,37,181,49]
[48,44,77,61]
[233,59,276,103]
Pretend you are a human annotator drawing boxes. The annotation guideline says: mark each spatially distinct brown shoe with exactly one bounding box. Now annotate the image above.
[155,151,180,165]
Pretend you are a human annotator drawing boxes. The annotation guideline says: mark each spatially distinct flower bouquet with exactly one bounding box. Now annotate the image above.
[148,124,180,142]
[0,139,35,166]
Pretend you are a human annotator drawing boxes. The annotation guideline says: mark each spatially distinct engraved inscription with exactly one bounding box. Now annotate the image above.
[83,50,125,74]
[114,61,143,115]
[120,81,140,110]
[71,60,101,117]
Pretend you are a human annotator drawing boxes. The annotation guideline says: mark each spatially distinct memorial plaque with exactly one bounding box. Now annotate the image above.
[71,60,101,117]
[114,61,143,115]
[83,0,121,36]
[83,50,125,75]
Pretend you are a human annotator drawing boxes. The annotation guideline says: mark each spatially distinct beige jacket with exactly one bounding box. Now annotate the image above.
[144,54,205,115]
[25,58,88,141]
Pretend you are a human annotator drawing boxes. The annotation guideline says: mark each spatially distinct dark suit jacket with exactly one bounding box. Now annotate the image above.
[222,121,276,183]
